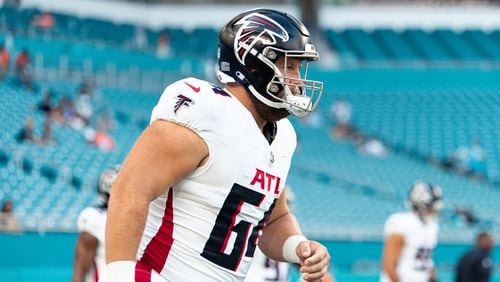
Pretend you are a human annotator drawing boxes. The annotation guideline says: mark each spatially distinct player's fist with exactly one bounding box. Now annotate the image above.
[296,241,330,282]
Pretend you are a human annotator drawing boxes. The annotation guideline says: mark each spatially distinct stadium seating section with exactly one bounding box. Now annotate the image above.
[0,6,218,58]
[326,27,500,66]
[0,6,499,244]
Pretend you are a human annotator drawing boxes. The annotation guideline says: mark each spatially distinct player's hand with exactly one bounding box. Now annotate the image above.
[296,240,330,282]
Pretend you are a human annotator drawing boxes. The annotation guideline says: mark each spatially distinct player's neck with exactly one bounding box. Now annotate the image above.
[225,83,267,130]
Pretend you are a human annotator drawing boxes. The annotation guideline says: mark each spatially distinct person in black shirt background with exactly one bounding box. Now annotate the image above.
[456,232,494,282]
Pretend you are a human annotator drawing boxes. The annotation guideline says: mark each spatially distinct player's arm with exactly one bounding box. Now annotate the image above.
[72,231,98,282]
[258,190,301,260]
[429,267,437,282]
[105,120,208,273]
[381,233,404,282]
[259,190,330,282]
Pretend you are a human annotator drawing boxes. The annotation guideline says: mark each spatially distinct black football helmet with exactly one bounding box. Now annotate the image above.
[217,8,323,117]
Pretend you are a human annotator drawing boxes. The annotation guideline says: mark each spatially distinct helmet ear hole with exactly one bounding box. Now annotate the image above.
[266,49,278,60]
[267,83,280,94]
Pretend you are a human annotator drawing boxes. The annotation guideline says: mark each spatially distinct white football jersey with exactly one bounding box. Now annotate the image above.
[77,206,107,282]
[380,211,439,282]
[135,77,297,281]
[245,248,290,282]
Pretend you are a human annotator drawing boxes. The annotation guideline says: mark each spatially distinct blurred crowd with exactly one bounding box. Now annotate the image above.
[0,199,21,233]
[13,78,117,152]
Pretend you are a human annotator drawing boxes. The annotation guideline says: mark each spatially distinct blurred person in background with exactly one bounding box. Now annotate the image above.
[31,11,55,31]
[74,80,96,128]
[444,138,487,181]
[381,181,443,282]
[465,138,488,180]
[53,96,77,125]
[156,31,171,59]
[72,166,120,282]
[104,8,329,282]
[456,231,494,282]
[79,80,93,97]
[0,44,9,80]
[329,98,353,139]
[91,127,116,152]
[39,114,55,145]
[96,111,115,133]
[75,87,94,128]
[14,48,35,91]
[83,118,116,152]
[4,32,14,54]
[452,206,477,227]
[246,248,291,282]
[0,199,22,233]
[15,117,36,143]
[357,137,389,158]
[133,26,148,50]
[37,89,55,114]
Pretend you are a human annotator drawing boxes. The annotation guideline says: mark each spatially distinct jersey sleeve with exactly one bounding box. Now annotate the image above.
[77,207,102,238]
[150,78,215,140]
[383,213,409,238]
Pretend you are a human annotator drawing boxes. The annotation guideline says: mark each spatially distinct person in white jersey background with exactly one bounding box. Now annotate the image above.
[104,8,330,282]
[246,248,291,282]
[381,181,443,282]
[72,166,120,282]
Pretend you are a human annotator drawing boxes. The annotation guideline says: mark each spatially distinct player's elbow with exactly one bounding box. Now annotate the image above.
[108,185,151,220]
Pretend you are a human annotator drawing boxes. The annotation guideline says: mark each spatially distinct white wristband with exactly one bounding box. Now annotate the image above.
[282,235,308,264]
[105,260,136,282]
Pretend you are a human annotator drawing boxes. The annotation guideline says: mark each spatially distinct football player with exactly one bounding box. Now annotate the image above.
[104,8,330,282]
[381,181,443,282]
[72,166,119,282]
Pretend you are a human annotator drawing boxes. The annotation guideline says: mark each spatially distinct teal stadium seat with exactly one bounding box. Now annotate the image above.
[0,149,9,166]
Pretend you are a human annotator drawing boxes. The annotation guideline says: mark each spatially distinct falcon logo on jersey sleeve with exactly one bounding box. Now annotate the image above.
[174,94,193,113]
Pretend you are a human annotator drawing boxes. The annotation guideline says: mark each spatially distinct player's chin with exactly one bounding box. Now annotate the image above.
[260,107,290,123]
[251,95,290,122]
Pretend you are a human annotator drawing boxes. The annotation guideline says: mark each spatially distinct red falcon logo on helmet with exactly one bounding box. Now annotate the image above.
[234,13,289,65]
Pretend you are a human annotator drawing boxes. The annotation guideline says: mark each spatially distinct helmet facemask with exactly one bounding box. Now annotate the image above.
[258,46,323,117]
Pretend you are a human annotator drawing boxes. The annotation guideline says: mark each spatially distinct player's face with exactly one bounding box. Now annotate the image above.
[275,56,303,97]
[249,57,306,123]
